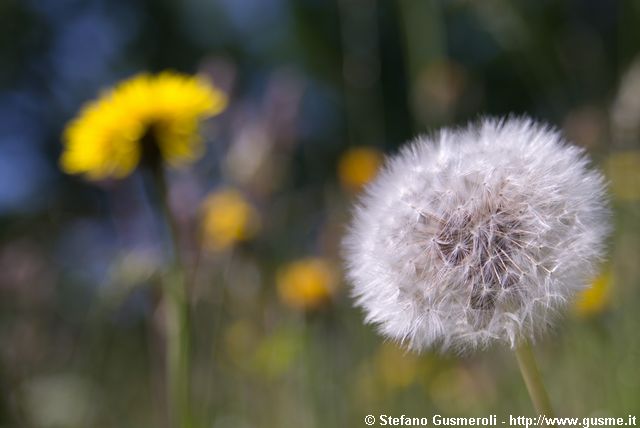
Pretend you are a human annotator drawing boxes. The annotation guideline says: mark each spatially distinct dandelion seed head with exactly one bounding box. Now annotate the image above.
[342,117,610,352]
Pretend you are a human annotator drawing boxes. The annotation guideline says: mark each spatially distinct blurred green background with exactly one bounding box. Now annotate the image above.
[1,0,639,427]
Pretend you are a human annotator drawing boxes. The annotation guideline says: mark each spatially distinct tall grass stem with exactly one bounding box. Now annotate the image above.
[151,165,192,428]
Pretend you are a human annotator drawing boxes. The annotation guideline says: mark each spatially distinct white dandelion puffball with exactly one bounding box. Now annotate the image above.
[343,117,610,352]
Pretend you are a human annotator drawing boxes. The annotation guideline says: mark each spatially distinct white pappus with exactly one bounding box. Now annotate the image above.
[342,117,610,352]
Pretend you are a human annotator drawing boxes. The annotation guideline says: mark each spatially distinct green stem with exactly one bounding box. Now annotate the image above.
[514,340,554,418]
[151,165,192,428]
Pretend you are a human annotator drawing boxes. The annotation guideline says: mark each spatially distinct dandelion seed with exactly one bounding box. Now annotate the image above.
[342,117,610,353]
[60,72,227,179]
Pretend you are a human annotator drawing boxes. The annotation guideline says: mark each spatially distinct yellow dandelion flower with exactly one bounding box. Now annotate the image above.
[277,258,337,311]
[201,188,259,251]
[573,270,613,317]
[60,72,227,179]
[338,147,383,192]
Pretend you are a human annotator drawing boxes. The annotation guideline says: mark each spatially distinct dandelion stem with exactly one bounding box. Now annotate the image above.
[515,340,554,418]
[150,163,193,428]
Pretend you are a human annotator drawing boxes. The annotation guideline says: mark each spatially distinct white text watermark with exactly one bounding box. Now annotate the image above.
[363,414,637,427]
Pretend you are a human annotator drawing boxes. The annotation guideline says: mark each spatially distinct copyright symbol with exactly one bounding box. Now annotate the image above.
[365,415,375,425]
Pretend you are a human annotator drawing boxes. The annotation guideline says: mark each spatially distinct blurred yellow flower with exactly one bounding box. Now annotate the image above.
[338,147,383,192]
[605,151,640,201]
[201,189,259,251]
[277,258,337,311]
[60,72,227,179]
[573,270,613,317]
